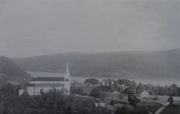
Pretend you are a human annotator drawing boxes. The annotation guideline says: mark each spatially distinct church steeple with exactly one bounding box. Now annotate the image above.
[65,62,70,76]
[65,62,70,95]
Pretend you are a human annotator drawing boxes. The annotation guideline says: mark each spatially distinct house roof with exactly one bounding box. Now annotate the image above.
[31,77,65,81]
[27,83,35,86]
[140,90,149,94]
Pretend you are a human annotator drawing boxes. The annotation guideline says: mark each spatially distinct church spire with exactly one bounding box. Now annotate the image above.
[65,62,70,76]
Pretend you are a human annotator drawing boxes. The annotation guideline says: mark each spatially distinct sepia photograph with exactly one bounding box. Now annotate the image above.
[0,0,180,114]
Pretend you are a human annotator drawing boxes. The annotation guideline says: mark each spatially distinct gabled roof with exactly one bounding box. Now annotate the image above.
[140,90,149,94]
[28,71,66,78]
[31,77,65,81]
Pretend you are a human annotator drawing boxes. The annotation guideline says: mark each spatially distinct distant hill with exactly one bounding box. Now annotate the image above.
[14,49,180,80]
[0,56,31,87]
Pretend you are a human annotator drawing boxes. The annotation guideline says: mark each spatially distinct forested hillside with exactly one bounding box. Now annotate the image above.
[14,50,180,80]
[0,56,31,87]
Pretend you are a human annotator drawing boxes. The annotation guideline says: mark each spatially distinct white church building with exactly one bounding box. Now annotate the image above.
[19,63,71,96]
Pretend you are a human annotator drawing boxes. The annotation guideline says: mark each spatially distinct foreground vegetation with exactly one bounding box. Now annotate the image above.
[0,84,111,114]
[0,84,163,114]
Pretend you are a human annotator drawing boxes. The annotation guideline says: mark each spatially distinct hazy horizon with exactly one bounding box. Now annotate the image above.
[7,48,179,59]
[0,0,180,57]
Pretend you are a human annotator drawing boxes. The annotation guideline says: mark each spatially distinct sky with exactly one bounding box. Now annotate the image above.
[0,0,180,57]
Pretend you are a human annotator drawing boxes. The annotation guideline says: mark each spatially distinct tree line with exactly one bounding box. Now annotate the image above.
[72,78,180,97]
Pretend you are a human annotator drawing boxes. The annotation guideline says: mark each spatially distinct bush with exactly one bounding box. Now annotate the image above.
[71,86,87,95]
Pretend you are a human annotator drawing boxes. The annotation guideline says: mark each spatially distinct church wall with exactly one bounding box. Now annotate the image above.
[26,82,70,95]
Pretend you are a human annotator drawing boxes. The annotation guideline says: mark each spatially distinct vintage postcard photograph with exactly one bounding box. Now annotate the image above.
[0,0,180,114]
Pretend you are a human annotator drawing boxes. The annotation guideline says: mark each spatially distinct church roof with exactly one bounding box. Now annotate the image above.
[28,71,66,78]
[31,77,65,81]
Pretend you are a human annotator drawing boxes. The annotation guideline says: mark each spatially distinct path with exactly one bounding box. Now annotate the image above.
[155,102,169,114]
[155,97,180,114]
